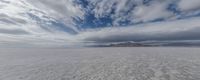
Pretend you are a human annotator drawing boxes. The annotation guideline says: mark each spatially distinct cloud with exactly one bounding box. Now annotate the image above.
[0,28,29,35]
[77,16,200,43]
[86,0,176,25]
[27,0,85,24]
[0,14,27,25]
[178,0,200,11]
[132,0,174,22]
[36,0,83,16]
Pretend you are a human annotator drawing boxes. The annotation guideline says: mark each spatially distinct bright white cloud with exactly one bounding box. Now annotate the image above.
[29,0,83,17]
[27,0,84,25]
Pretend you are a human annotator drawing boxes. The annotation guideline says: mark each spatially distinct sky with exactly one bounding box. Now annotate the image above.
[1,0,200,47]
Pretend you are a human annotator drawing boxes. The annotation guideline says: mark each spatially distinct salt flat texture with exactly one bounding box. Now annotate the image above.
[0,47,200,80]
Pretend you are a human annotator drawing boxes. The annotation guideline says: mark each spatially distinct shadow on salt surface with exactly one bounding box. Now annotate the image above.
[0,47,200,80]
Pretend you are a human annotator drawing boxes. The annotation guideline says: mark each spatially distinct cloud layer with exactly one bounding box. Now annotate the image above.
[1,0,200,47]
[77,17,200,42]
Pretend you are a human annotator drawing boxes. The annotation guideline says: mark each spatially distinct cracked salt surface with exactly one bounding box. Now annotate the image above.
[0,47,200,80]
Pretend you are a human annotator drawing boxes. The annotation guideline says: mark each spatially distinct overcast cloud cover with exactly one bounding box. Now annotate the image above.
[1,0,200,47]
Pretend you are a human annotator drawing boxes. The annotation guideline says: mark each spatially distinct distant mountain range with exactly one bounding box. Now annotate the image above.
[92,41,200,47]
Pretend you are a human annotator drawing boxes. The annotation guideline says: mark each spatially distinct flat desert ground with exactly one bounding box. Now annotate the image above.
[0,47,200,80]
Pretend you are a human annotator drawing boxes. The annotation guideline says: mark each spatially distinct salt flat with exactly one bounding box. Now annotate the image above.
[0,47,200,80]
